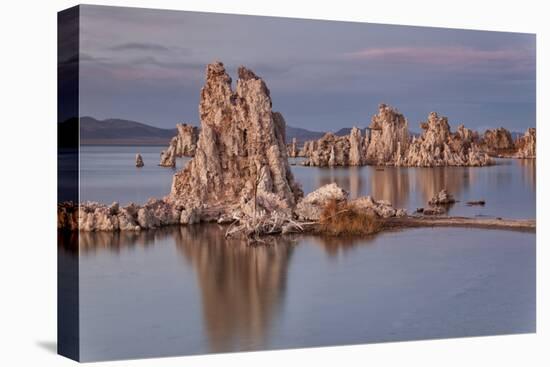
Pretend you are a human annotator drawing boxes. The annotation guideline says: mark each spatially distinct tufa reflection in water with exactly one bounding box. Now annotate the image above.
[174,225,295,352]
[516,158,536,191]
[314,165,477,208]
[79,224,297,353]
[75,224,388,352]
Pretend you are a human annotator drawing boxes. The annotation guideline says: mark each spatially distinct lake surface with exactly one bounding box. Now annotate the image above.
[73,145,536,361]
[80,146,535,219]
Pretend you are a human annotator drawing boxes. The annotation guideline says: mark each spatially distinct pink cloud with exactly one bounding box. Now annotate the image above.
[343,46,533,69]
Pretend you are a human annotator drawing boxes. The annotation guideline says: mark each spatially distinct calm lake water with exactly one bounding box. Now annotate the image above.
[73,145,536,361]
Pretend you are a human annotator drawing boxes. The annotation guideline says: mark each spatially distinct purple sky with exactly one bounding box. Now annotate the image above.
[78,5,536,133]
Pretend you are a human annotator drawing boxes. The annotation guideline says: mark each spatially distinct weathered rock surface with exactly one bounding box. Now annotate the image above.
[414,189,455,216]
[175,123,199,156]
[365,104,409,165]
[399,112,493,167]
[416,206,445,215]
[58,202,79,231]
[300,105,491,168]
[159,137,177,167]
[294,183,406,221]
[295,183,349,220]
[514,128,536,158]
[299,140,317,157]
[482,127,514,156]
[288,138,298,158]
[428,189,456,206]
[58,200,183,232]
[169,62,303,216]
[350,196,407,218]
[302,133,351,166]
[348,127,364,166]
[135,153,144,167]
[159,123,199,167]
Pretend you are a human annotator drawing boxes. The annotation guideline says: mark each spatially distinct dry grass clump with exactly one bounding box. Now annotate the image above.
[319,199,381,236]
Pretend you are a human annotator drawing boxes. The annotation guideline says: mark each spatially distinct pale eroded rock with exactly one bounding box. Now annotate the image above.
[168,62,303,217]
[514,128,536,158]
[365,104,409,165]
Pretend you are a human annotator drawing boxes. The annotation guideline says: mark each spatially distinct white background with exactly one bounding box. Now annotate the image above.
[0,0,548,365]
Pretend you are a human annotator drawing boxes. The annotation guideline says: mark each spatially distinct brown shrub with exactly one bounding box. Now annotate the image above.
[318,199,381,236]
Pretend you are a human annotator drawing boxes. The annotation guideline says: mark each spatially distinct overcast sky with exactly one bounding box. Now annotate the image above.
[78,5,536,133]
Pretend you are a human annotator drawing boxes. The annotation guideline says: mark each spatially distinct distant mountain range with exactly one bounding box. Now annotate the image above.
[62,116,526,146]
[73,116,327,145]
[79,116,178,145]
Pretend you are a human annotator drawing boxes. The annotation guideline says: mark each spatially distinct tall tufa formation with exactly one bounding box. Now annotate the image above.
[365,104,409,165]
[348,127,364,166]
[287,137,298,158]
[482,127,514,156]
[514,128,536,158]
[168,62,303,214]
[400,112,493,167]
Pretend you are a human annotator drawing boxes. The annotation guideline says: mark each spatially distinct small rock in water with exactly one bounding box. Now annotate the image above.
[135,153,144,167]
[428,189,456,206]
[466,200,486,206]
[422,206,445,215]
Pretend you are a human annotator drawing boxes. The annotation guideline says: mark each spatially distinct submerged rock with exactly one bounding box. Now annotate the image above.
[169,62,303,216]
[514,128,536,158]
[428,189,456,206]
[135,153,144,167]
[350,196,406,218]
[422,206,446,215]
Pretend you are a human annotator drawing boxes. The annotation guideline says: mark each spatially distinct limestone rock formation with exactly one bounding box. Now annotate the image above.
[365,104,409,165]
[159,123,199,167]
[348,127,364,166]
[350,196,407,218]
[159,137,177,167]
[428,189,456,206]
[302,133,350,166]
[514,128,536,158]
[294,183,406,221]
[175,123,199,156]
[169,62,303,216]
[288,138,298,158]
[295,183,349,220]
[65,199,181,232]
[399,112,493,167]
[57,202,78,231]
[135,153,144,167]
[299,140,317,157]
[482,127,514,156]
